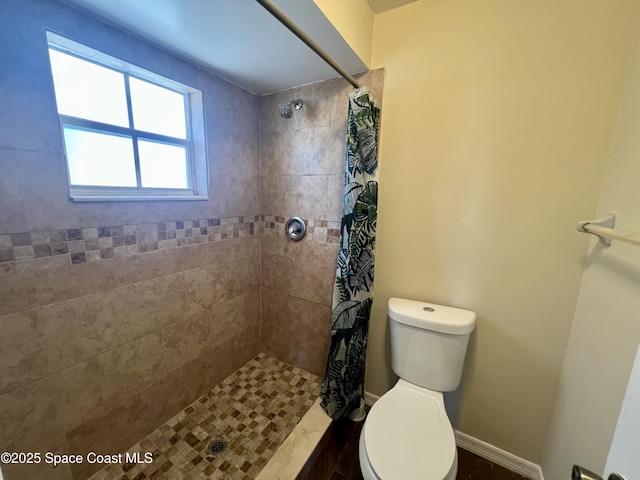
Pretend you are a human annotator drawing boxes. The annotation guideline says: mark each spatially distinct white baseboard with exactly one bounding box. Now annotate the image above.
[363,390,379,407]
[454,430,544,480]
[363,391,544,480]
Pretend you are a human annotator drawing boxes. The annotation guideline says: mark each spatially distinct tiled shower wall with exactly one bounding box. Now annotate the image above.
[1,1,385,479]
[258,70,384,377]
[0,2,261,479]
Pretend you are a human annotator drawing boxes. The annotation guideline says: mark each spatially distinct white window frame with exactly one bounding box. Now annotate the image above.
[47,31,209,201]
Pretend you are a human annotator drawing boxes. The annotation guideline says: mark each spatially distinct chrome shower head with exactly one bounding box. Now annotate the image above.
[279,103,293,119]
[278,99,303,119]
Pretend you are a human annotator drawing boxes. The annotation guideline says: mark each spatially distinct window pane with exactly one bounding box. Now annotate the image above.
[130,77,187,139]
[63,127,137,187]
[138,140,188,189]
[49,49,129,127]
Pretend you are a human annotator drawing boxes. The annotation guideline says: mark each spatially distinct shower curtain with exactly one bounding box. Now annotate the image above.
[320,87,380,420]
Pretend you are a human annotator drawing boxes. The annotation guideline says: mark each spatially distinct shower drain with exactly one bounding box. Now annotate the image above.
[206,438,228,456]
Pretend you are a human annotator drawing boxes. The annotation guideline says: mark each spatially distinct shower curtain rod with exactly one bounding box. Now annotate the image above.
[255,0,361,89]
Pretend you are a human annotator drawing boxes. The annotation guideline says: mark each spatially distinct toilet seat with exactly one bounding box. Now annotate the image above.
[361,380,456,480]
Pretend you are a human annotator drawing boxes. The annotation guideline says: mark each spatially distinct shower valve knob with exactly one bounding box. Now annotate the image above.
[285,216,306,241]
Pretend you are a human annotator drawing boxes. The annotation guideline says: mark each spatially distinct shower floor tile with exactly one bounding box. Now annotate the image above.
[88,353,321,480]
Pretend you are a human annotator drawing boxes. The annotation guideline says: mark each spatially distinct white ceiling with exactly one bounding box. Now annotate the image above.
[59,0,368,95]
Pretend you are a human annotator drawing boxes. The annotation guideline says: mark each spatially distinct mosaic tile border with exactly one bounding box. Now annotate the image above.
[0,214,340,277]
[262,216,341,244]
[0,215,261,272]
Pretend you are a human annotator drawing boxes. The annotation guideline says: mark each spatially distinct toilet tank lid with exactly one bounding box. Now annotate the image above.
[388,298,476,335]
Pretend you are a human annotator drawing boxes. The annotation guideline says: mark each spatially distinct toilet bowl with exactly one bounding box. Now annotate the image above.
[358,379,457,480]
[358,298,475,480]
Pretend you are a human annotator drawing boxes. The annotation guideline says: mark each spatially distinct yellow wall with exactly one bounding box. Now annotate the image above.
[543,24,640,478]
[313,0,374,66]
[368,0,640,463]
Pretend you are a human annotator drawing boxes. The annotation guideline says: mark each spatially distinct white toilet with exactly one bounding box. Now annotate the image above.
[359,297,476,480]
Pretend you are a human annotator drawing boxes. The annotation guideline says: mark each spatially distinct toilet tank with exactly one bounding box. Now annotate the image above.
[389,298,476,392]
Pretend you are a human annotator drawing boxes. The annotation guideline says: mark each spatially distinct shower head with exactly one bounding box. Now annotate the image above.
[278,99,303,119]
[278,103,293,119]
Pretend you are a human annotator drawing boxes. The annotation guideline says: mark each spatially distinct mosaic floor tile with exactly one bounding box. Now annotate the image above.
[88,353,321,480]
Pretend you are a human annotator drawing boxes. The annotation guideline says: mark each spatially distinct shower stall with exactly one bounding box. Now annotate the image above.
[0,1,383,479]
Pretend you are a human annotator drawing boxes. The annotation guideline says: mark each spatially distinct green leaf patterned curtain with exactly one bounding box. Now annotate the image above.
[320,88,380,420]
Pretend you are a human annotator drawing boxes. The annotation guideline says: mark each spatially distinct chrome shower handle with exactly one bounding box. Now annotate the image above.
[285,216,306,241]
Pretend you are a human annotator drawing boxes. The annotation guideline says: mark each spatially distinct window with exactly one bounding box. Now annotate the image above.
[46,32,208,201]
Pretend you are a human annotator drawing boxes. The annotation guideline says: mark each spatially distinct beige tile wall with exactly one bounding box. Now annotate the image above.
[258,69,384,377]
[0,3,261,480]
[0,237,262,480]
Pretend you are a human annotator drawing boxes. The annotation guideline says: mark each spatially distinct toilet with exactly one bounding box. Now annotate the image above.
[359,297,476,480]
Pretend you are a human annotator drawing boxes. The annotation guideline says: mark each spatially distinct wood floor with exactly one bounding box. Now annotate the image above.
[304,415,530,480]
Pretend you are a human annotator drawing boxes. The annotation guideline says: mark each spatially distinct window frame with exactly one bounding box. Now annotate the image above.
[46,31,209,202]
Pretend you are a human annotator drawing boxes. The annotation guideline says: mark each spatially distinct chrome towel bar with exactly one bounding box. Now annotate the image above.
[577,212,640,247]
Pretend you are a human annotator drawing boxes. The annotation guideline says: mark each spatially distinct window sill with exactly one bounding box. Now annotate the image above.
[70,195,210,202]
